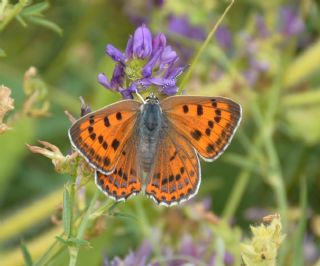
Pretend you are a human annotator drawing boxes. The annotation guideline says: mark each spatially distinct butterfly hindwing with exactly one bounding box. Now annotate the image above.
[95,136,142,201]
[145,128,200,206]
[161,96,241,161]
[69,100,141,174]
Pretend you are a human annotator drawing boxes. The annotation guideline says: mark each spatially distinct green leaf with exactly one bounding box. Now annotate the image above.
[27,16,63,35]
[68,237,91,248]
[55,235,69,245]
[55,236,91,248]
[21,2,50,16]
[20,240,33,266]
[63,183,73,238]
[112,211,138,221]
[16,14,28,27]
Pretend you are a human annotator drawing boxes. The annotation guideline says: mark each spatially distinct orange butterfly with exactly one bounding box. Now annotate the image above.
[69,95,241,206]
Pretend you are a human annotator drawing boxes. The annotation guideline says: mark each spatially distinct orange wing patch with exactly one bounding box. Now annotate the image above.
[95,137,141,201]
[145,129,200,206]
[161,96,241,161]
[69,100,141,174]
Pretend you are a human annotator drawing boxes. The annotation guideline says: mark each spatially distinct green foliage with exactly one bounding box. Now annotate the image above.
[20,240,33,266]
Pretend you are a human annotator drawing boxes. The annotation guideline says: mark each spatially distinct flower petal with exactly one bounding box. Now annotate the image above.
[216,25,232,50]
[97,73,112,89]
[125,35,133,58]
[133,24,152,59]
[106,44,126,63]
[142,48,163,78]
[160,46,177,66]
[279,7,304,37]
[111,64,125,87]
[152,33,166,52]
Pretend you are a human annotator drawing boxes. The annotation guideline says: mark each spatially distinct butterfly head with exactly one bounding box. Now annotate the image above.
[145,93,160,105]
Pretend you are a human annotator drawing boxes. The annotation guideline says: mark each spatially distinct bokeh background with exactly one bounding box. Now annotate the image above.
[1,0,320,265]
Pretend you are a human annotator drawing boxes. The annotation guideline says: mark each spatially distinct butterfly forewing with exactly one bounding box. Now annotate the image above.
[95,135,142,201]
[69,100,141,174]
[161,96,241,161]
[145,128,200,206]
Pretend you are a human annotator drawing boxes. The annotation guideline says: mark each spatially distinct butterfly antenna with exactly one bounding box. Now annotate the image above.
[134,90,146,104]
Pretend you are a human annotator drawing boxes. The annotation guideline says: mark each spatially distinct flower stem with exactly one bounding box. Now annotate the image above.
[68,191,99,266]
[179,0,236,91]
[133,199,165,266]
[0,0,28,32]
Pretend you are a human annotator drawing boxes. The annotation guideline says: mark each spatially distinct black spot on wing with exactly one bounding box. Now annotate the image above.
[197,105,203,116]
[182,105,189,113]
[112,139,120,150]
[191,129,202,141]
[116,112,122,120]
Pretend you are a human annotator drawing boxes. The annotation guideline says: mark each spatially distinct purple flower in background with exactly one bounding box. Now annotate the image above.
[168,15,206,41]
[98,24,186,99]
[124,0,165,25]
[279,6,305,37]
[167,15,206,63]
[104,231,235,266]
[215,25,232,50]
[255,15,269,38]
[104,240,153,266]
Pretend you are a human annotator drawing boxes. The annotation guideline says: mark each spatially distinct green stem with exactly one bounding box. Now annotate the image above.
[68,191,99,266]
[134,199,165,266]
[0,0,28,31]
[178,0,236,91]
[264,136,288,228]
[222,137,259,221]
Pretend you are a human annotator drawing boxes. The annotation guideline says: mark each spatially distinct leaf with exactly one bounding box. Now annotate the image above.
[56,235,69,245]
[27,16,63,36]
[21,2,50,16]
[55,236,91,248]
[16,14,28,27]
[112,211,138,221]
[63,183,73,238]
[68,237,91,248]
[20,240,33,266]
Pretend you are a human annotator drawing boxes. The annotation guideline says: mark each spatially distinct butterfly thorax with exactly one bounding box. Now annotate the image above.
[138,100,163,175]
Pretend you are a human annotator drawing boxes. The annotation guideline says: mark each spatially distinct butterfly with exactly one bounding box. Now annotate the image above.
[68,94,242,206]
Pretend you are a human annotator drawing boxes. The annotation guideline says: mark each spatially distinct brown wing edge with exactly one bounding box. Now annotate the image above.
[94,170,142,202]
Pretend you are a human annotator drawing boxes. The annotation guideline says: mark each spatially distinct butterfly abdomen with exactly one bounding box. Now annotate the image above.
[138,103,163,173]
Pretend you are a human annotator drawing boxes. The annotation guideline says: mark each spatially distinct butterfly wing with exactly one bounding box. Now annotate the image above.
[145,128,200,206]
[69,100,141,174]
[95,135,142,201]
[160,96,241,161]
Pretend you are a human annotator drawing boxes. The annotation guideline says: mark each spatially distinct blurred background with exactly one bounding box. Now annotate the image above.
[0,0,320,265]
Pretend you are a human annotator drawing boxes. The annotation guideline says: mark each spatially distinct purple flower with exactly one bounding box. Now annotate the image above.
[98,24,186,99]
[279,6,305,37]
[215,25,232,50]
[104,240,153,266]
[168,15,206,41]
[133,24,153,59]
[255,15,269,38]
